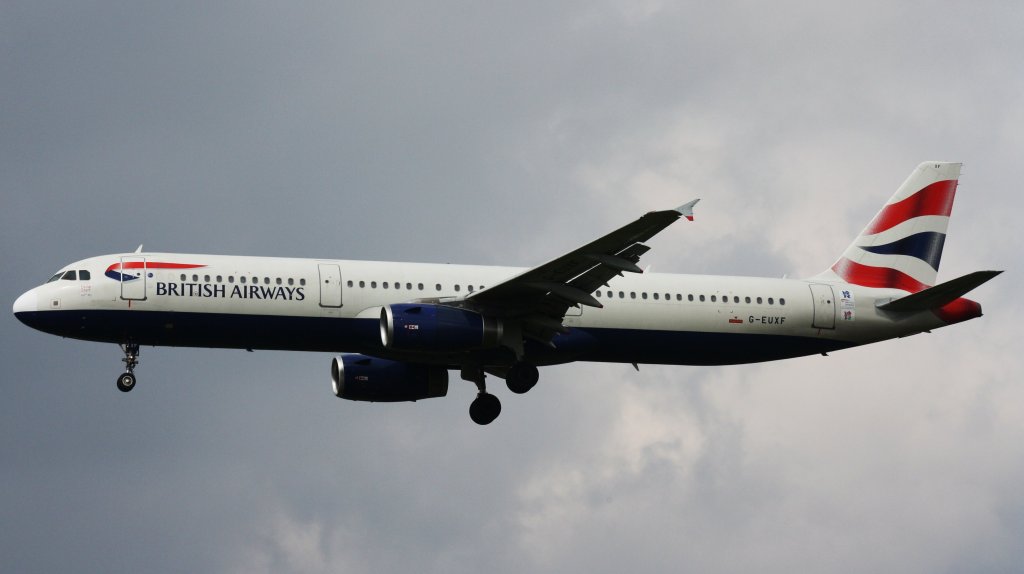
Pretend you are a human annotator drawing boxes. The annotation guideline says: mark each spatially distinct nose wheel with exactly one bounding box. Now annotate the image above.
[117,343,140,393]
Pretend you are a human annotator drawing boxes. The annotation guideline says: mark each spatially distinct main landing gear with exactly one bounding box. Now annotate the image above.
[463,362,539,425]
[463,367,501,426]
[116,343,140,393]
[505,362,539,394]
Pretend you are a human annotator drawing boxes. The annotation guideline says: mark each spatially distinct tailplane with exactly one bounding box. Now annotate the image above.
[823,162,961,292]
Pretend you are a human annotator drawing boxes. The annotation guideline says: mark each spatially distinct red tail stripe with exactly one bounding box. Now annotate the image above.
[933,298,982,324]
[106,262,206,272]
[831,258,929,293]
[863,179,957,235]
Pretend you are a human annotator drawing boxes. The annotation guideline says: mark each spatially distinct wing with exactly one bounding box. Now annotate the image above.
[464,199,699,352]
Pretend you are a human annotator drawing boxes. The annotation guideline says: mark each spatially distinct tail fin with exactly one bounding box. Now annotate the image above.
[824,162,961,292]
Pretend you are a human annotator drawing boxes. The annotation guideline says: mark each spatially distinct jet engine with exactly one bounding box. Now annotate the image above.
[331,355,448,402]
[380,304,502,352]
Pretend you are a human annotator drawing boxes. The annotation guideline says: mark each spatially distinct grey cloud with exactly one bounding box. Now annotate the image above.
[2,1,1022,573]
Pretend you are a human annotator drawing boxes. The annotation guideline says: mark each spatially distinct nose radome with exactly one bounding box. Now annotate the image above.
[13,289,38,316]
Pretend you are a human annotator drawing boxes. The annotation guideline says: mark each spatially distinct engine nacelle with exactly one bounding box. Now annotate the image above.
[331,355,448,402]
[380,304,502,352]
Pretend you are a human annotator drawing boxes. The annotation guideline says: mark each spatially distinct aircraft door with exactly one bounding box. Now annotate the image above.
[318,264,343,307]
[119,256,147,300]
[809,284,835,329]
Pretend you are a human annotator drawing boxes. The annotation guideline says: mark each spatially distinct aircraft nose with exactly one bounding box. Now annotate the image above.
[13,289,38,319]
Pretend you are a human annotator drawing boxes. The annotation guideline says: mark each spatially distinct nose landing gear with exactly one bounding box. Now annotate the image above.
[117,343,140,392]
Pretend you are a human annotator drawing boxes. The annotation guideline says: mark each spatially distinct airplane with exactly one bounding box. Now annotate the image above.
[12,162,1001,425]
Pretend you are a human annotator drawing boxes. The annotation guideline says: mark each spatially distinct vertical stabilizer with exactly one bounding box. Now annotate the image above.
[823,162,961,292]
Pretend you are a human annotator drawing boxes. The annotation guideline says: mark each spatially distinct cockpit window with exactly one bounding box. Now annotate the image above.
[47,272,64,283]
[61,270,77,281]
[79,270,91,280]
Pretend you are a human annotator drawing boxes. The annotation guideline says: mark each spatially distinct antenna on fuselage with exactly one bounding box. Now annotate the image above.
[134,244,144,253]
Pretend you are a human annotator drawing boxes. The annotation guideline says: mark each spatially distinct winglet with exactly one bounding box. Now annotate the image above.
[676,199,700,221]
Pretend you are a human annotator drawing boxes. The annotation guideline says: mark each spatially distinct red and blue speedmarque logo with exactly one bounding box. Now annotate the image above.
[105,261,206,282]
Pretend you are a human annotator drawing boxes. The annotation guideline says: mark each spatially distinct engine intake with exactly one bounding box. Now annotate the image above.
[331,355,448,402]
[380,304,502,352]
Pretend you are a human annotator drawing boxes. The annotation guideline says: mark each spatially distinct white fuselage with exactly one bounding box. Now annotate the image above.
[14,252,955,367]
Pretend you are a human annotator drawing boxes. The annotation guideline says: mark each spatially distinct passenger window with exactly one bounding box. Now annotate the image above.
[455,285,461,292]
[288,278,294,286]
[300,279,306,286]
[618,291,624,298]
[79,270,91,280]
[359,281,365,288]
[371,281,377,288]
[676,294,682,301]
[641,292,648,300]
[436,284,442,291]
[630,292,636,299]
[204,275,211,282]
[407,283,413,290]
[653,293,659,300]
[383,282,389,289]
[780,298,786,306]
[241,277,247,284]
[699,295,705,302]
[768,298,774,305]
[347,280,353,287]
[216,275,222,283]
[192,274,199,282]
[688,294,693,301]
[264,277,270,285]
[276,278,282,285]
[711,295,717,302]
[418,283,424,290]
[180,274,187,281]
[228,276,235,284]
[757,297,763,304]
[745,296,751,304]
[468,285,474,293]
[62,270,77,280]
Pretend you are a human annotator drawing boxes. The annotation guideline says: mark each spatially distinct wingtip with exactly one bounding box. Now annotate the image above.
[676,199,700,221]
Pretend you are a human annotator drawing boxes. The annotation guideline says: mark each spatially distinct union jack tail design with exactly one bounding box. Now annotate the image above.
[824,162,961,292]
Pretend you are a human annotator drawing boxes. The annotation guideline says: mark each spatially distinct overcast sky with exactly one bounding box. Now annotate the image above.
[2,1,1022,572]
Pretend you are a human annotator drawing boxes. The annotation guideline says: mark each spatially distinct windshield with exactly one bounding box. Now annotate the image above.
[46,272,64,283]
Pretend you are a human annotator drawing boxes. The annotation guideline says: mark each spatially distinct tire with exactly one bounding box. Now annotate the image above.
[116,372,136,393]
[469,393,501,425]
[506,363,539,394]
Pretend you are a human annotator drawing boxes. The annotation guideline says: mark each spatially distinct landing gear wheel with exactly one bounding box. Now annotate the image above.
[506,363,539,394]
[117,372,136,392]
[469,393,501,425]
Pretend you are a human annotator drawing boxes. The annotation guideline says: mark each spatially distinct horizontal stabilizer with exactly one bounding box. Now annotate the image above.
[877,270,1002,312]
